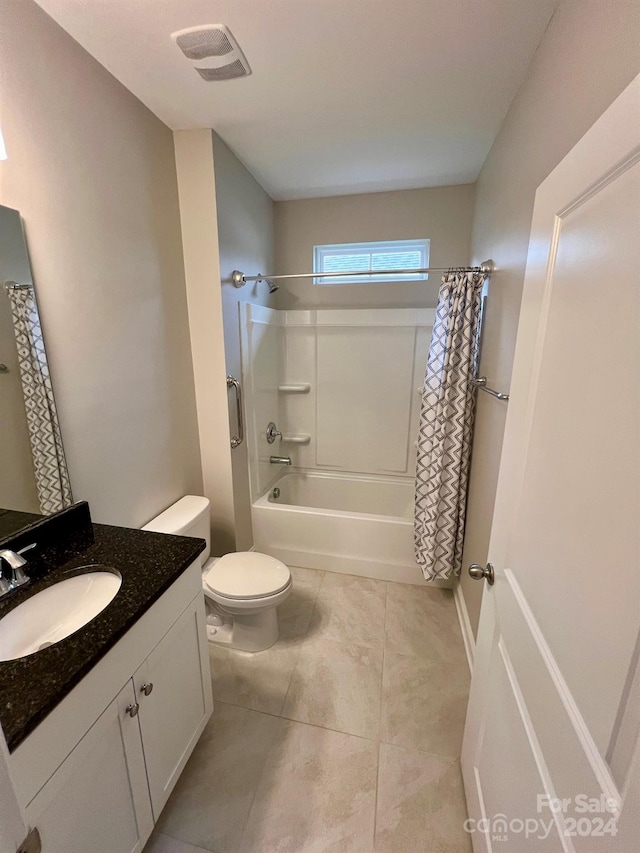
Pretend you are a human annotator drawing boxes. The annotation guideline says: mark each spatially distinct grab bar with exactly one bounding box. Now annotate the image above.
[226,375,244,448]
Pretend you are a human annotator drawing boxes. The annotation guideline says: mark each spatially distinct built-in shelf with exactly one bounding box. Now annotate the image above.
[281,434,311,445]
[278,383,311,394]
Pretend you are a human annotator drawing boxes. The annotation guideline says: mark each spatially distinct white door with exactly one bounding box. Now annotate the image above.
[462,74,640,852]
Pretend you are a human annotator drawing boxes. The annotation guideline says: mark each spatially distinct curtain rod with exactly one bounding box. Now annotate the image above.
[232,259,495,287]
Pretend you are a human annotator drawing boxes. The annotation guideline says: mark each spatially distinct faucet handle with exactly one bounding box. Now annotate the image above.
[0,549,30,589]
[266,422,282,444]
[8,563,29,587]
[0,549,27,569]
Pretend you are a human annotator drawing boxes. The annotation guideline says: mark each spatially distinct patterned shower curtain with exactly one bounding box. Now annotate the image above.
[6,284,72,514]
[414,269,486,581]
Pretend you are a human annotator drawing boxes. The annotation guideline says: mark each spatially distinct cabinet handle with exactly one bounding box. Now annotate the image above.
[126,702,140,718]
[141,682,154,696]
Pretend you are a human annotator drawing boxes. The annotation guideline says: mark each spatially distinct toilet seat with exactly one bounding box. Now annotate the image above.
[203,552,291,600]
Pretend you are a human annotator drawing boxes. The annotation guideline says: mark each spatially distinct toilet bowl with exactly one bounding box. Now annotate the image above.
[202,552,292,652]
[142,496,292,653]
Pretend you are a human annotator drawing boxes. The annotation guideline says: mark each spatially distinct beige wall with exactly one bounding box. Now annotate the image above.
[212,133,275,550]
[0,0,202,527]
[460,0,640,637]
[274,185,475,309]
[173,130,275,555]
[174,130,235,554]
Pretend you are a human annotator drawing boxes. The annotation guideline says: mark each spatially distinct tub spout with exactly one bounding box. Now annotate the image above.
[270,456,291,465]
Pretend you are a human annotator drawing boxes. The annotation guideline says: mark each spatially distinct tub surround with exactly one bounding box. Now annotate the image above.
[0,502,205,752]
[241,303,434,500]
[241,303,439,586]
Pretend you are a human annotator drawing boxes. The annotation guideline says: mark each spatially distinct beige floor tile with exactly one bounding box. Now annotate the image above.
[156,702,279,852]
[279,566,324,639]
[380,650,470,758]
[240,718,378,853]
[309,572,387,648]
[374,743,472,853]
[289,564,325,589]
[143,830,213,853]
[282,637,383,739]
[210,635,302,715]
[384,583,465,664]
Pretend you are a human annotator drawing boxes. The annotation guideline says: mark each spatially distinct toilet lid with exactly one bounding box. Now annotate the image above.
[203,552,291,600]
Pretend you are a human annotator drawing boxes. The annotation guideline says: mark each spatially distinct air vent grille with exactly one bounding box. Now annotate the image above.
[171,24,252,81]
[175,28,233,59]
[196,60,248,81]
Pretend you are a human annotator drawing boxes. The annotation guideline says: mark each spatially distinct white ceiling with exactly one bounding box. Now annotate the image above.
[35,0,558,200]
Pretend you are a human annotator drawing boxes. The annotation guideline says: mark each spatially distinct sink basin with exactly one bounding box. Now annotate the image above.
[0,567,122,662]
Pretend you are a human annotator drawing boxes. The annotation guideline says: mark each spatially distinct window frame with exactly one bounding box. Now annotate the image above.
[312,238,430,285]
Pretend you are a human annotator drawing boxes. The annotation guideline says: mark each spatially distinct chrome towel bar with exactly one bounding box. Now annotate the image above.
[472,377,510,401]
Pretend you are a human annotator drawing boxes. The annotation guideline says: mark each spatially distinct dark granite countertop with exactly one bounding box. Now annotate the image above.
[0,503,205,752]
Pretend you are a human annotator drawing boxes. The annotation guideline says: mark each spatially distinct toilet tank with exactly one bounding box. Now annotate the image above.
[142,496,211,563]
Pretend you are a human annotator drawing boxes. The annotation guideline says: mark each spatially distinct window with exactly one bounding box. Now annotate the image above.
[313,239,430,284]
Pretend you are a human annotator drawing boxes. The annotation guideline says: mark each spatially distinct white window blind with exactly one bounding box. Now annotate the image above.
[313,239,430,284]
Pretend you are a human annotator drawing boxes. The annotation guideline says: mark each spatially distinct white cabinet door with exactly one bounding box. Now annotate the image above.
[462,75,640,851]
[26,681,154,853]
[135,595,213,819]
[0,725,29,853]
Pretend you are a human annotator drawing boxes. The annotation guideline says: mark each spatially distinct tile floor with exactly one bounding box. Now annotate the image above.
[144,567,472,853]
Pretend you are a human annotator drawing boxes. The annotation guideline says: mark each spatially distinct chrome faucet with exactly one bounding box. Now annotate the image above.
[0,547,32,598]
[269,456,291,465]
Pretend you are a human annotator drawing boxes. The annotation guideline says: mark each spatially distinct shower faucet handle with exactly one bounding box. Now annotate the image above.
[266,422,282,444]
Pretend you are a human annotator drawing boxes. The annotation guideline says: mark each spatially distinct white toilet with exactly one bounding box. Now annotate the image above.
[143,495,292,652]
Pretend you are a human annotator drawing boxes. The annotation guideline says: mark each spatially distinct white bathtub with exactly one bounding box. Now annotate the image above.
[251,471,451,587]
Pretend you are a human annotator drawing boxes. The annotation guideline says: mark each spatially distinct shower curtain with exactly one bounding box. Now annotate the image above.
[414,268,486,581]
[6,285,72,514]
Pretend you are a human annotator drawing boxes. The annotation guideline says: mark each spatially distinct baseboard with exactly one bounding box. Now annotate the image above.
[453,582,475,672]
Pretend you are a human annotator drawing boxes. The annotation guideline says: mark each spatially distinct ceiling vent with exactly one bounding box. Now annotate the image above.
[171,25,251,81]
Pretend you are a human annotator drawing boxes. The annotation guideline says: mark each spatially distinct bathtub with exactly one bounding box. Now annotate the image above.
[251,471,452,587]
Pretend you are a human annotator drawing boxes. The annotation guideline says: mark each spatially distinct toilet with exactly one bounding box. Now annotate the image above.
[143,495,292,652]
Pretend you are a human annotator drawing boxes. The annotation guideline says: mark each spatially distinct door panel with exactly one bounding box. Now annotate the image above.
[512,165,640,755]
[475,633,564,852]
[462,75,640,852]
[136,596,213,819]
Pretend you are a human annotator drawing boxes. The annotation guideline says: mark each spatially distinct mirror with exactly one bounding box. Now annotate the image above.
[0,204,72,538]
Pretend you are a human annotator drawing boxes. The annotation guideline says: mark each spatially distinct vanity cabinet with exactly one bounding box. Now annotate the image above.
[10,560,213,853]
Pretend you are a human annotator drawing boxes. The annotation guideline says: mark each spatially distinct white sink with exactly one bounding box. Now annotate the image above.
[0,569,122,662]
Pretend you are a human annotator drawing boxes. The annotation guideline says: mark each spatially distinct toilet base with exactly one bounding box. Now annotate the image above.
[205,599,280,652]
